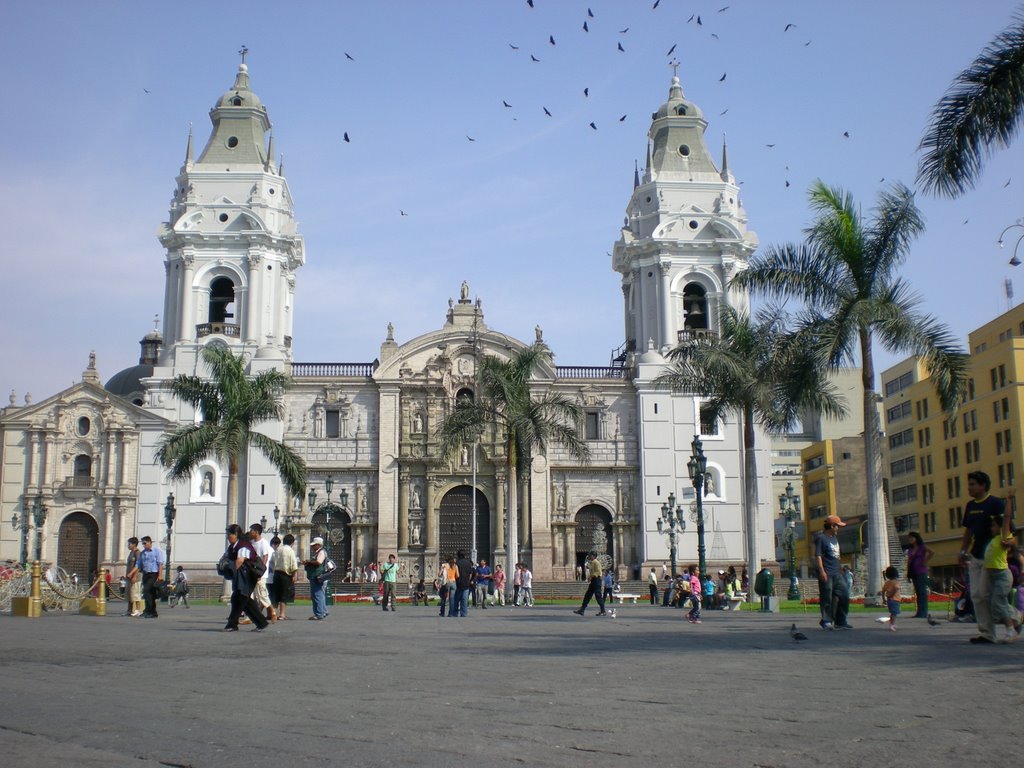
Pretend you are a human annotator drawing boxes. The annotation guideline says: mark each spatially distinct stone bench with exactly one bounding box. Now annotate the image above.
[614,593,641,604]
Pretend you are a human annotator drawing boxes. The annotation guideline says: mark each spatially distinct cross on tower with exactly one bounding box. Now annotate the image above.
[669,59,680,78]
[239,45,249,64]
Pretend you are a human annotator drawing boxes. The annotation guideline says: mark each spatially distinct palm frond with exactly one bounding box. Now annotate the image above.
[865,182,925,288]
[730,242,849,306]
[248,432,308,497]
[918,11,1024,197]
[156,423,223,478]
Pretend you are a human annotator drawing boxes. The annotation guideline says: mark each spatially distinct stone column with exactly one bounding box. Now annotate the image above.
[104,504,115,563]
[245,252,262,343]
[104,432,116,491]
[397,471,409,550]
[43,434,56,491]
[494,473,505,551]
[179,254,195,341]
[659,261,673,350]
[425,475,436,550]
[27,432,38,493]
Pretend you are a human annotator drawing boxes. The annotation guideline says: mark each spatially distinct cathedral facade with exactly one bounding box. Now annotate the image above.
[0,64,772,584]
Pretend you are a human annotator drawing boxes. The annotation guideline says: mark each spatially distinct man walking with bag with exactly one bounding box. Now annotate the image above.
[573,551,606,617]
[380,554,399,612]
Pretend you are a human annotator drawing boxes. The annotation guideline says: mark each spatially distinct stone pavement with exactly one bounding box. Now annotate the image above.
[0,601,1014,767]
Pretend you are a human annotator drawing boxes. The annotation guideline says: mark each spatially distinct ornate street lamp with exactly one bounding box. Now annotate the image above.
[997,223,1024,267]
[687,435,708,579]
[260,514,268,533]
[31,496,47,563]
[272,505,280,535]
[324,478,335,605]
[779,482,802,600]
[657,492,687,579]
[163,493,176,597]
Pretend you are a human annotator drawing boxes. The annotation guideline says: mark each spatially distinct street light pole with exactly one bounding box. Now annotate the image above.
[658,492,686,578]
[272,505,280,536]
[163,493,175,600]
[31,496,47,563]
[325,478,334,606]
[688,436,708,578]
[779,482,802,600]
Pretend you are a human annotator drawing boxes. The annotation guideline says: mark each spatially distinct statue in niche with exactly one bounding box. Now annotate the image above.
[556,486,566,510]
[704,472,715,496]
[412,412,424,433]
[410,519,423,545]
[460,445,470,467]
[410,483,422,510]
[360,495,368,516]
[201,471,214,497]
[460,281,470,302]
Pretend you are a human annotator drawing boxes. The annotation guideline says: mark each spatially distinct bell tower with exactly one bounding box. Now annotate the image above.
[612,70,757,354]
[155,60,305,378]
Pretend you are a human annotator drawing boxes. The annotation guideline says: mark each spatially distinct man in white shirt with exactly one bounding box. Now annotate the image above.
[520,564,534,607]
[249,524,276,623]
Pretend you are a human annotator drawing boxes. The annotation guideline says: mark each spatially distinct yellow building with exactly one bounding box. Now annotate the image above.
[796,437,869,572]
[880,302,1024,582]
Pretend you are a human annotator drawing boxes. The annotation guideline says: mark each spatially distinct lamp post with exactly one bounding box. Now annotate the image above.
[11,499,40,565]
[687,435,708,578]
[31,496,47,563]
[272,505,280,535]
[997,222,1024,267]
[657,492,686,578]
[260,514,267,533]
[163,493,175,597]
[325,478,335,605]
[779,482,802,600]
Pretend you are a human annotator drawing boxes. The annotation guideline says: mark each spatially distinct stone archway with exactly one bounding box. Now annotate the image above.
[575,505,613,571]
[311,504,352,573]
[57,512,99,580]
[438,486,490,562]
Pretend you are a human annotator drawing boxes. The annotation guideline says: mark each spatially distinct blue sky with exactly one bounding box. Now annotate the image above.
[2,1,1023,398]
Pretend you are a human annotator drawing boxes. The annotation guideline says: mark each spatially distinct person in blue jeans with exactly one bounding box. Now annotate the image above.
[814,516,851,630]
[451,550,474,618]
[304,537,328,620]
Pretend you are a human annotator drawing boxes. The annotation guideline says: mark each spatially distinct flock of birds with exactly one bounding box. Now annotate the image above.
[332,2,818,216]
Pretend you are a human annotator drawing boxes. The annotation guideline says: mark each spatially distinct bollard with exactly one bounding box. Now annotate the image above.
[97,567,107,616]
[29,560,42,618]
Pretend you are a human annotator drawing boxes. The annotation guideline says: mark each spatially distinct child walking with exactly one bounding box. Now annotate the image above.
[882,566,900,631]
[984,511,1022,643]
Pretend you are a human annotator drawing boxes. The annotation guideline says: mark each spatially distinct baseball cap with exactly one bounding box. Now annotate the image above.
[824,515,846,527]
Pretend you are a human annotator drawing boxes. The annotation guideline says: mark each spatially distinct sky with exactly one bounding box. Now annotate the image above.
[2,1,1023,400]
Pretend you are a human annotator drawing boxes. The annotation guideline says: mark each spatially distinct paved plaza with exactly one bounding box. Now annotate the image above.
[0,602,1014,767]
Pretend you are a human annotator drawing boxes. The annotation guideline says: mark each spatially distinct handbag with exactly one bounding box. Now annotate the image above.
[247,553,267,578]
[216,553,232,578]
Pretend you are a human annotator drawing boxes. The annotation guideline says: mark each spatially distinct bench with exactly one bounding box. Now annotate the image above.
[614,593,641,604]
[726,592,748,611]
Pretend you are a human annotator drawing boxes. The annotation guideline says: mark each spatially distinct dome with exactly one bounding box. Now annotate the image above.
[655,76,703,121]
[254,344,278,359]
[636,339,665,365]
[215,65,265,110]
[104,364,153,406]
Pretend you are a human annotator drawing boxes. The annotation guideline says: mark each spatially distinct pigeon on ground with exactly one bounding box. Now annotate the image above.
[927,615,941,627]
[790,623,808,642]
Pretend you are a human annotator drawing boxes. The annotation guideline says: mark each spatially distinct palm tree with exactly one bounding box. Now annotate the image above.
[656,306,848,600]
[438,342,589,584]
[732,180,969,598]
[918,10,1024,197]
[156,346,307,530]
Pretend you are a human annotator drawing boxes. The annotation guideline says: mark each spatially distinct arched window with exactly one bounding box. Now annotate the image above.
[456,387,474,403]
[73,454,92,478]
[682,283,708,331]
[209,277,236,324]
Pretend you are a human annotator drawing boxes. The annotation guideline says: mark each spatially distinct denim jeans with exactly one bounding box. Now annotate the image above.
[310,579,326,619]
[818,573,849,626]
[447,588,470,617]
[911,572,930,617]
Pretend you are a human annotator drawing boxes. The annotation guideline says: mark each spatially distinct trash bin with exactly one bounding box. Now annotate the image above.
[754,568,776,612]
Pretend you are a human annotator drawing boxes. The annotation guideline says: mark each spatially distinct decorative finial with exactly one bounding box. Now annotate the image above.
[153,314,160,332]
[669,59,680,78]
[88,350,96,370]
[239,45,249,65]
[9,389,16,406]
[386,322,394,342]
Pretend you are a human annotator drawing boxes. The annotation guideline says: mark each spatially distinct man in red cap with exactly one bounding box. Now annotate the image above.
[814,515,852,630]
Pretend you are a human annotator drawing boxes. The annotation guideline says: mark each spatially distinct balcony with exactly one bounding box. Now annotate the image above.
[196,323,241,339]
[677,328,718,344]
[291,362,376,378]
[63,475,96,496]
[554,366,625,380]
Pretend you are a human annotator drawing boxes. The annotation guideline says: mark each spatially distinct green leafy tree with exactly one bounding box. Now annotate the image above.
[656,306,848,596]
[732,180,968,598]
[156,346,307,531]
[918,10,1024,197]
[438,342,589,582]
